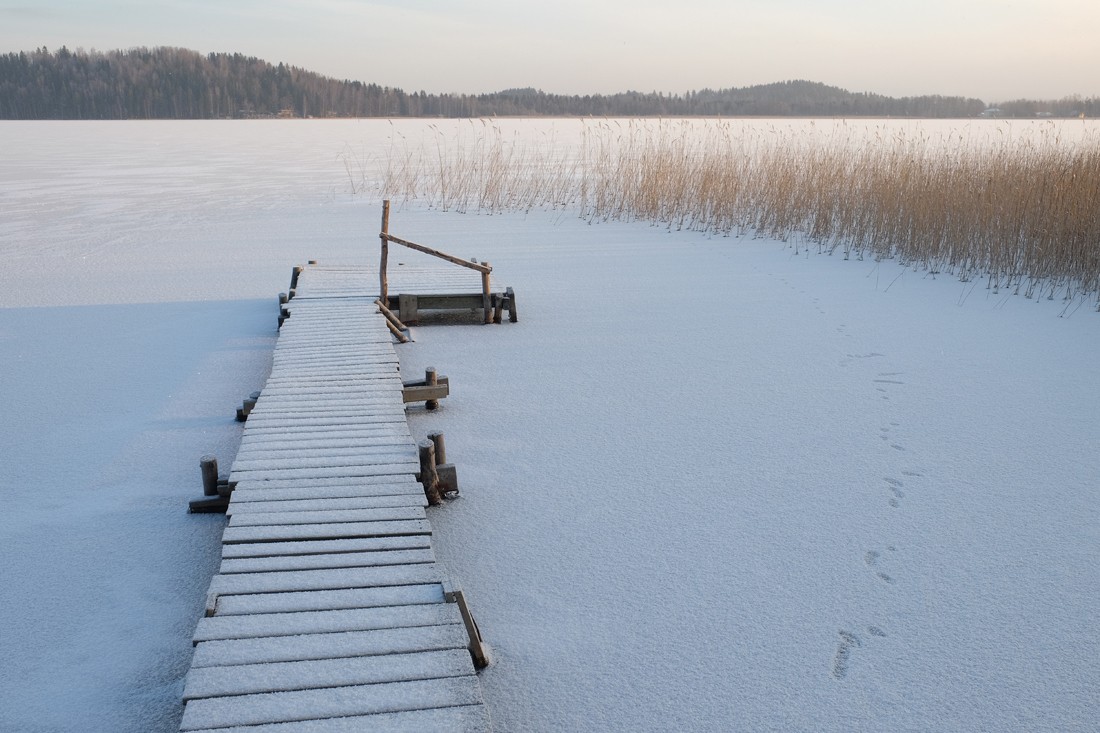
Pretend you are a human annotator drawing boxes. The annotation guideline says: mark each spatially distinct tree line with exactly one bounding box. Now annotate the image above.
[0,46,1092,120]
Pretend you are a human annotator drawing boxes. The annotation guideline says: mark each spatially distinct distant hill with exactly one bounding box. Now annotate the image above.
[0,46,1088,120]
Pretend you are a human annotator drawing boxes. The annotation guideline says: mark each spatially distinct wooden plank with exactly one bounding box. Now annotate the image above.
[220,535,430,559]
[205,564,442,614]
[183,648,475,700]
[190,623,468,668]
[193,603,462,642]
[228,463,417,483]
[239,415,410,429]
[230,450,417,473]
[227,506,425,527]
[228,483,424,504]
[229,474,422,492]
[234,436,418,454]
[226,495,427,516]
[238,425,412,441]
[212,583,445,616]
[219,548,436,574]
[222,519,431,544]
[179,675,484,731]
[183,705,493,733]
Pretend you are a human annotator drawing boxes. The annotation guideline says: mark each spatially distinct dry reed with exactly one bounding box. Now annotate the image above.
[378,119,1100,305]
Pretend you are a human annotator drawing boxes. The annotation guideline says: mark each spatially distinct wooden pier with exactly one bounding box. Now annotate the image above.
[180,236,500,731]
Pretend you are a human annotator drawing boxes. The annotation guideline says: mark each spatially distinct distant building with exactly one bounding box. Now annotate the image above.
[979,107,1003,118]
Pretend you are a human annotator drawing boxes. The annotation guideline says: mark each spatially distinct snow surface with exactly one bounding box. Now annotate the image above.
[1,120,1097,732]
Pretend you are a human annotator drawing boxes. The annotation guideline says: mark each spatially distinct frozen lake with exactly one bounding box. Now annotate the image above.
[1,120,1097,732]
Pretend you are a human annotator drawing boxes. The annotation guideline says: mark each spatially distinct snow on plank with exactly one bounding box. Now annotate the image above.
[228,483,424,504]
[179,675,484,731]
[205,563,442,614]
[193,603,463,642]
[183,648,475,700]
[190,623,469,668]
[222,519,431,545]
[229,474,421,492]
[183,705,492,733]
[212,583,445,616]
[219,548,435,574]
[228,462,417,483]
[230,450,417,474]
[226,495,426,516]
[233,441,418,460]
[228,506,425,527]
[220,535,431,560]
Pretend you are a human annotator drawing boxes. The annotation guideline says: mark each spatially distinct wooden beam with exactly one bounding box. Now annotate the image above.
[381,233,491,274]
[379,200,390,303]
[481,261,492,324]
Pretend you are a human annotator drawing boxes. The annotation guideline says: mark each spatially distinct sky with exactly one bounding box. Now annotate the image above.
[1,0,1097,102]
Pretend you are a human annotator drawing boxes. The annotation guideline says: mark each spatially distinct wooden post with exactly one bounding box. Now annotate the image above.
[428,431,446,465]
[379,200,391,304]
[200,455,219,497]
[417,439,443,505]
[506,286,518,323]
[425,367,439,411]
[481,261,492,324]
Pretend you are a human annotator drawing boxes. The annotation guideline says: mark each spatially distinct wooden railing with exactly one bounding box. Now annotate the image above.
[378,200,494,323]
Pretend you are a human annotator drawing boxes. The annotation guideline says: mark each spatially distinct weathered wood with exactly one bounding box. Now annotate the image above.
[384,317,409,343]
[192,603,463,643]
[450,589,489,670]
[425,367,439,411]
[382,233,491,274]
[379,200,390,303]
[201,455,219,497]
[183,648,475,701]
[211,583,444,617]
[183,704,493,733]
[507,285,518,322]
[374,298,408,332]
[427,431,447,465]
[182,259,494,729]
[417,439,443,506]
[398,293,418,323]
[481,261,492,324]
[188,495,230,514]
[189,623,469,668]
[179,675,485,731]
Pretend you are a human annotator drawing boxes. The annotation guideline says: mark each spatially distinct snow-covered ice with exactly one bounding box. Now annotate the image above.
[1,120,1097,732]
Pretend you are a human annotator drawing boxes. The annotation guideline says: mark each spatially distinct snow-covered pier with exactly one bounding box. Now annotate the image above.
[179,263,493,732]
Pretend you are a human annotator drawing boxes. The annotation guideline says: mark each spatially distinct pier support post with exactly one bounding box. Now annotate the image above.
[428,431,459,497]
[425,367,439,411]
[418,439,443,505]
[379,200,390,304]
[481,261,492,324]
[200,455,219,497]
[189,455,232,513]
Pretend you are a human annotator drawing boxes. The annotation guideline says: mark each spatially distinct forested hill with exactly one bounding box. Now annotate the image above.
[0,45,1059,120]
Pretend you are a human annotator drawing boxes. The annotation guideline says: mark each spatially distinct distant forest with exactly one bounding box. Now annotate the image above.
[1,46,1095,120]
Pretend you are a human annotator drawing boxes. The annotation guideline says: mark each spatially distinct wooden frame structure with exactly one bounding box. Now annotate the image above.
[378,200,517,325]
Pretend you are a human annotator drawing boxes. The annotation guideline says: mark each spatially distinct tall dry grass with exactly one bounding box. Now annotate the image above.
[378,119,1100,304]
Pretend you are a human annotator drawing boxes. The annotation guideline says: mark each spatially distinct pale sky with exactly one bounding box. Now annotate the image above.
[1,0,1097,102]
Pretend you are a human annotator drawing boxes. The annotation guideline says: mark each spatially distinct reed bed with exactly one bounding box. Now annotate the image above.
[377,119,1100,304]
